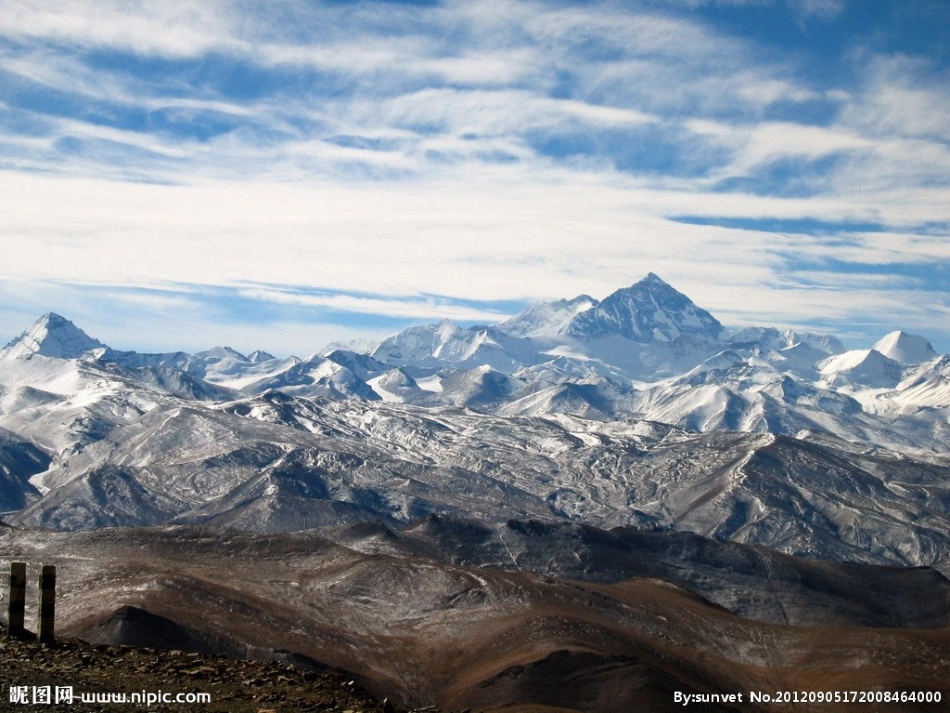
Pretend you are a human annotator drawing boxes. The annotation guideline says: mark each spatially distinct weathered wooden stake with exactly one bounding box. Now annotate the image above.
[7,561,27,638]
[38,564,55,644]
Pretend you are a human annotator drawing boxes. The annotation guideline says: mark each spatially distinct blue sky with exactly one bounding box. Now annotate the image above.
[1,0,948,355]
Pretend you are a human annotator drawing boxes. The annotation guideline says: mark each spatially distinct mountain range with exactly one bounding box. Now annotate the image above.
[3,274,950,710]
[3,273,948,455]
[0,274,948,576]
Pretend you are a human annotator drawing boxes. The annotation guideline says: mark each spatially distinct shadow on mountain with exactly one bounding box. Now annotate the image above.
[459,650,733,713]
[76,605,246,659]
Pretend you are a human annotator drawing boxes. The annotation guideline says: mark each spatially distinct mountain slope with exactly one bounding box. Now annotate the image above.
[0,427,49,512]
[5,391,949,574]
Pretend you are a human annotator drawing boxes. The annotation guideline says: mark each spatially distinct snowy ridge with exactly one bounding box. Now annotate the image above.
[496,294,598,337]
[1,391,947,575]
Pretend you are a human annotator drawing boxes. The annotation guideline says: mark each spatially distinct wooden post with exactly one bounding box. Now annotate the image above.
[38,565,55,644]
[7,562,26,638]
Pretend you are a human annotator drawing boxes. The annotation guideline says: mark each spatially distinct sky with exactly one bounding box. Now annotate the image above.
[1,0,949,356]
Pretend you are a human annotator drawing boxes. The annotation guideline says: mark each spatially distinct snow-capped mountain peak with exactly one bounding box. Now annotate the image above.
[0,312,107,360]
[566,273,723,343]
[817,347,903,389]
[495,294,599,337]
[872,331,938,365]
[192,346,250,363]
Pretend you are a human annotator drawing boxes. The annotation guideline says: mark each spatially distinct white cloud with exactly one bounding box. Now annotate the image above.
[0,0,240,58]
[1,167,938,307]
[839,55,950,142]
[238,288,509,323]
[360,88,655,141]
[786,0,845,20]
[687,119,873,180]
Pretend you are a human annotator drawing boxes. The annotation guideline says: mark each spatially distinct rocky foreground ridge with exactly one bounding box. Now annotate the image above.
[0,622,394,713]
